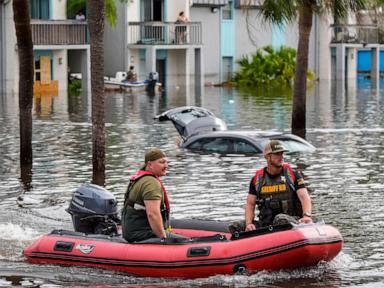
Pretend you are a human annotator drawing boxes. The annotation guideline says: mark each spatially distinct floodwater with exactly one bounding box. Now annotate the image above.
[1,78,384,287]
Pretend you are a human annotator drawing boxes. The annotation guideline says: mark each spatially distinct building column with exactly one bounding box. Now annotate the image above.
[315,14,332,80]
[145,47,156,76]
[54,49,68,91]
[81,47,91,93]
[335,44,345,79]
[346,47,357,80]
[185,48,192,105]
[194,47,204,106]
[335,45,346,96]
[371,46,380,81]
[194,47,204,89]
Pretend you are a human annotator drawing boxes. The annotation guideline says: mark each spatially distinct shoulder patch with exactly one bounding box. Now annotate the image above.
[297,178,305,185]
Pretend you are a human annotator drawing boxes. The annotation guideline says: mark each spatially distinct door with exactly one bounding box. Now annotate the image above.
[156,58,166,86]
[40,56,51,84]
[141,0,164,42]
[141,0,163,21]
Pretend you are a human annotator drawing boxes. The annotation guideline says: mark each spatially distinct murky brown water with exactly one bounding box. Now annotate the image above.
[1,78,384,287]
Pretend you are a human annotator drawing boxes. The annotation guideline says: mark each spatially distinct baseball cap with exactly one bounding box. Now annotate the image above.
[144,148,166,164]
[263,140,288,155]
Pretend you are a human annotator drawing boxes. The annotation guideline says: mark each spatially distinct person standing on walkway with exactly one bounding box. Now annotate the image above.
[175,11,189,44]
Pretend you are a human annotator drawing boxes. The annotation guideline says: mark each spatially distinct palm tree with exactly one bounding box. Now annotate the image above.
[71,0,126,186]
[12,0,34,189]
[254,0,367,137]
[87,0,107,186]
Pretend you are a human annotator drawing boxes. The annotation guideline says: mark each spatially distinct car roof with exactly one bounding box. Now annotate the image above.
[185,130,284,139]
[183,130,316,153]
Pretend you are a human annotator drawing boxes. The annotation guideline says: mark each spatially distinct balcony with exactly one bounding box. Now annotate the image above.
[128,22,202,46]
[331,24,383,44]
[31,20,88,46]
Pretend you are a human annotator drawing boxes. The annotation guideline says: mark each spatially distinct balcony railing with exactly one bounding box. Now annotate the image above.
[128,22,202,45]
[31,20,88,45]
[331,24,383,44]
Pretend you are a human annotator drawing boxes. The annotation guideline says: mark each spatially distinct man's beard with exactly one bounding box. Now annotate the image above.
[271,161,283,168]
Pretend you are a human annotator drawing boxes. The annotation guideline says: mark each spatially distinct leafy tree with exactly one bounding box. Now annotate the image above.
[249,0,367,137]
[13,0,34,189]
[67,0,119,27]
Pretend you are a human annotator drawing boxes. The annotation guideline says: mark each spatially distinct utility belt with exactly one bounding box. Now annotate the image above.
[257,197,290,214]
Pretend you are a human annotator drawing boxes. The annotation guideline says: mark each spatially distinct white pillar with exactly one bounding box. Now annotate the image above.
[371,46,380,80]
[185,48,192,105]
[81,47,91,93]
[145,47,156,75]
[54,49,68,91]
[346,47,357,80]
[194,47,204,106]
[336,45,345,79]
[316,15,332,80]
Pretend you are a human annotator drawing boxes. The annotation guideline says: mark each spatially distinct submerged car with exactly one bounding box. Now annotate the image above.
[155,106,315,154]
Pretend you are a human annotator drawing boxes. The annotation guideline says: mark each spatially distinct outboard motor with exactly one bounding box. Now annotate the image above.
[67,184,120,235]
[147,71,159,94]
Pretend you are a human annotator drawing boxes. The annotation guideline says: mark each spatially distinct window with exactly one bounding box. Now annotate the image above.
[258,138,315,153]
[222,1,233,20]
[34,59,40,81]
[200,137,230,153]
[30,0,50,19]
[188,139,204,150]
[233,139,259,154]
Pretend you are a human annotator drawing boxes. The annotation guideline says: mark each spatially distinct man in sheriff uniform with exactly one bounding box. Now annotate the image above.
[229,140,312,233]
[245,140,312,231]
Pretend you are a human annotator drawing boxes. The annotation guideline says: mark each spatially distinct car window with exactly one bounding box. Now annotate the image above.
[188,139,204,150]
[198,138,230,153]
[280,140,314,153]
[259,138,314,153]
[233,139,259,154]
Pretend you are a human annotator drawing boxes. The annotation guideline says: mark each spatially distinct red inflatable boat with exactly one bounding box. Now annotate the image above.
[24,219,343,278]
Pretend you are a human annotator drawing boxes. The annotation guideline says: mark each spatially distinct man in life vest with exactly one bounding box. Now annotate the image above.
[229,140,312,233]
[122,148,183,242]
[245,140,312,231]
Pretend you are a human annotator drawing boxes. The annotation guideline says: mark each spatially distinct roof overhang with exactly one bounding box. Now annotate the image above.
[234,0,263,9]
[191,0,229,7]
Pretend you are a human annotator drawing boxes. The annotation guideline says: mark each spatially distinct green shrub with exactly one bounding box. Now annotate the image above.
[232,45,312,88]
[68,79,81,96]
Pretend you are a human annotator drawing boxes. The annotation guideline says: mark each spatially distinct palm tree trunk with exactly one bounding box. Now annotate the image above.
[13,0,34,189]
[88,0,106,186]
[292,5,313,138]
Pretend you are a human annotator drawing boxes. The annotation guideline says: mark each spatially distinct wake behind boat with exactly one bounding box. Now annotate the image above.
[23,184,343,278]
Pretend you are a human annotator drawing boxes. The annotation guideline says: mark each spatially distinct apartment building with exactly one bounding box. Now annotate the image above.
[104,0,204,93]
[0,0,90,95]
